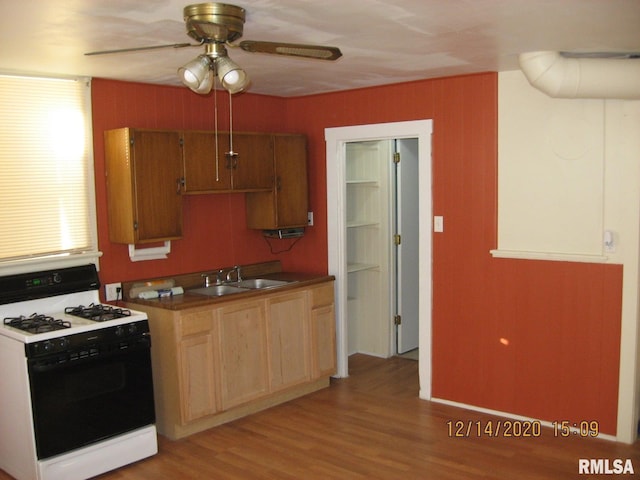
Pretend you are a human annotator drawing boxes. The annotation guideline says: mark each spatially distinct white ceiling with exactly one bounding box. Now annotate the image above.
[1,0,639,97]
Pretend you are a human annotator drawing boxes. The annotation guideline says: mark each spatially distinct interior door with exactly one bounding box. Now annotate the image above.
[395,138,420,354]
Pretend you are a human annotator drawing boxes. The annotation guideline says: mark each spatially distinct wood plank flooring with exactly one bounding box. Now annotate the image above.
[3,354,640,479]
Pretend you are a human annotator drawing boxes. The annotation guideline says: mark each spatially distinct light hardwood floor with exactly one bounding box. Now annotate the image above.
[3,354,640,479]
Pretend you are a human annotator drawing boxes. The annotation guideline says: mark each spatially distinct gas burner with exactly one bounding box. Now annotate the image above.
[64,303,132,322]
[3,314,71,334]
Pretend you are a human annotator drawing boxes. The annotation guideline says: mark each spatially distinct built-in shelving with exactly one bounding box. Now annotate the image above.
[345,140,392,357]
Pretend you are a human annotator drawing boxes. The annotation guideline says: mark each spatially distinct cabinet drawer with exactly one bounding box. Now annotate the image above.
[179,310,215,337]
[310,282,334,308]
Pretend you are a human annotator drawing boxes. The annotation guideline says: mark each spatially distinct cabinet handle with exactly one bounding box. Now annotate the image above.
[176,177,185,194]
[226,152,239,170]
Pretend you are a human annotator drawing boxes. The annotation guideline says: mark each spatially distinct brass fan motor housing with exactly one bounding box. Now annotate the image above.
[184,3,246,44]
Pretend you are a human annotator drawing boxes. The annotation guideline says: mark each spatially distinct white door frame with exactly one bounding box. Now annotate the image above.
[325,119,433,400]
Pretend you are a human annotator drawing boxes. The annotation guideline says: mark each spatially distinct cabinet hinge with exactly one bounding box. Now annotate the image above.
[394,315,402,325]
[394,234,401,245]
[393,152,400,164]
[133,221,138,230]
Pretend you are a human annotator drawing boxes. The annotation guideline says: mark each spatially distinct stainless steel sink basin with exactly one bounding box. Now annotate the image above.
[188,278,294,297]
[189,285,248,297]
[234,278,291,289]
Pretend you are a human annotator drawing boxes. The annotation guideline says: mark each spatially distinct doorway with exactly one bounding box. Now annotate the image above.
[394,138,420,354]
[325,120,433,400]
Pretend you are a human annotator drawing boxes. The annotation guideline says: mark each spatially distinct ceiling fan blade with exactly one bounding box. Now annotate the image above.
[84,42,198,56]
[560,51,640,59]
[238,41,342,61]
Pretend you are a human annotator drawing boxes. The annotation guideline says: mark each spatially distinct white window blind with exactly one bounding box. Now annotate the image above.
[0,75,99,272]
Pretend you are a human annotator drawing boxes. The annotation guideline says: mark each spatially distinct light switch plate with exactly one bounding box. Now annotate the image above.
[434,216,444,232]
[307,211,314,226]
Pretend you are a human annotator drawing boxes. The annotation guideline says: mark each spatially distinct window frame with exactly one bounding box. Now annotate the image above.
[0,74,100,275]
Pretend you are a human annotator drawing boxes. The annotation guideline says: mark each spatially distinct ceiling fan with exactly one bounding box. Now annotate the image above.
[85,2,343,94]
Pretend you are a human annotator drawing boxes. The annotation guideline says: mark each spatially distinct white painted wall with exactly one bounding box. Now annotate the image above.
[496,70,640,443]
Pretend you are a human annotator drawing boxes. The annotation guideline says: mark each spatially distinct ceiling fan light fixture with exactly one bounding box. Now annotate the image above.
[192,69,214,94]
[178,54,212,90]
[215,56,250,94]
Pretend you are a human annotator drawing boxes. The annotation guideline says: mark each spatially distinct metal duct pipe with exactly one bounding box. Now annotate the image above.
[519,51,640,99]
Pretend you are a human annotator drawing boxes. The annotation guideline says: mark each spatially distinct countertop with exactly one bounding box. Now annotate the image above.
[124,272,335,311]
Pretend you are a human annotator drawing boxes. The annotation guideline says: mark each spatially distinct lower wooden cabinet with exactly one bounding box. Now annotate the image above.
[176,310,218,424]
[217,300,269,410]
[129,280,335,440]
[267,291,311,391]
[309,283,337,378]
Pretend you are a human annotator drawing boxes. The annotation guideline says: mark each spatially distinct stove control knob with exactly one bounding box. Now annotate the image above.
[42,340,54,352]
[115,326,125,337]
[128,323,138,335]
[57,337,69,350]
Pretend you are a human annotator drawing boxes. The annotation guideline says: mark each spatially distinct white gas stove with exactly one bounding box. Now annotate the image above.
[0,264,157,480]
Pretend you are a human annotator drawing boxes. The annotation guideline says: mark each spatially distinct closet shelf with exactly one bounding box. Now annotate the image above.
[347,262,379,273]
[346,179,379,187]
[347,220,380,228]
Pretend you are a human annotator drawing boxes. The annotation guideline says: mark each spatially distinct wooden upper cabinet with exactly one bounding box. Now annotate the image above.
[182,130,232,192]
[246,134,308,230]
[104,128,183,244]
[182,131,274,193]
[231,133,274,190]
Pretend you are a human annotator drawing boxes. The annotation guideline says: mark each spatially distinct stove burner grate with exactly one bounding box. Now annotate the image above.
[3,314,71,333]
[64,303,132,322]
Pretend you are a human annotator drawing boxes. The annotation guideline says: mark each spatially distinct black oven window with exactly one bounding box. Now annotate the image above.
[29,347,155,459]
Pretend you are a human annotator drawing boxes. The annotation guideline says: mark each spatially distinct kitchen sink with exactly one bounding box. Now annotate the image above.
[188,278,294,297]
[234,278,291,289]
[189,285,248,297]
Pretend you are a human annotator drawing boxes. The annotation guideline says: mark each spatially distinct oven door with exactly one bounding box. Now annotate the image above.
[27,337,155,459]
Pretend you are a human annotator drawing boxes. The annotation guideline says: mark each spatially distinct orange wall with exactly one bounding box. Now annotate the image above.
[91,74,622,435]
[283,73,622,435]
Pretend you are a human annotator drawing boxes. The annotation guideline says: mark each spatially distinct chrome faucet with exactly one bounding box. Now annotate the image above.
[201,269,225,287]
[226,265,242,283]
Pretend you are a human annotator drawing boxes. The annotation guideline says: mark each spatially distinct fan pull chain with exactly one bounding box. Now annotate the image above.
[213,79,220,182]
[226,91,238,169]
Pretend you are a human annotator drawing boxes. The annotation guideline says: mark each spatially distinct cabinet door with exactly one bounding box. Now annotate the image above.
[182,131,232,192]
[245,134,308,229]
[309,283,337,379]
[267,292,311,391]
[179,334,218,423]
[231,133,274,191]
[273,135,308,227]
[130,129,183,242]
[177,310,218,424]
[311,304,337,378]
[217,300,269,409]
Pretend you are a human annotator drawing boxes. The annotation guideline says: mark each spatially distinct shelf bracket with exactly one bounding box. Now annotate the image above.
[128,241,171,262]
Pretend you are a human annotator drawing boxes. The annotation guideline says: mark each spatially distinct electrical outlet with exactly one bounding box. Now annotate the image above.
[105,282,122,302]
[307,211,314,226]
